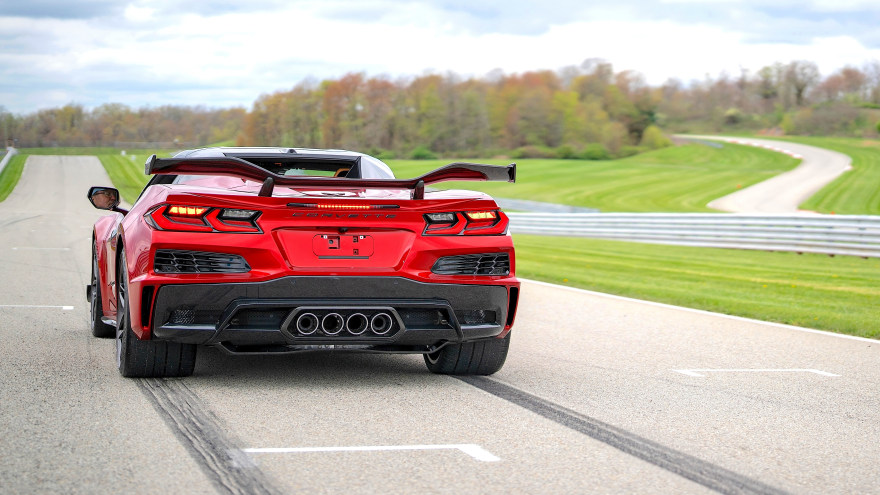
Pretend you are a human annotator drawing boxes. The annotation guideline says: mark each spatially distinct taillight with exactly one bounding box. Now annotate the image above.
[147,204,213,232]
[423,210,508,235]
[464,210,508,235]
[426,212,456,223]
[206,209,261,233]
[168,206,207,216]
[145,205,261,233]
[465,211,496,221]
[424,212,467,235]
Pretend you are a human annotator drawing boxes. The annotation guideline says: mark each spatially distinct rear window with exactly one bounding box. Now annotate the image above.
[256,160,352,177]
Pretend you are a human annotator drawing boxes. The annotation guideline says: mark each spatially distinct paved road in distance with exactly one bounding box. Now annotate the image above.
[689,136,853,213]
[1,156,877,494]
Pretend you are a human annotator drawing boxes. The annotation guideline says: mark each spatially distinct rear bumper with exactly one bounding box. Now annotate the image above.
[151,276,518,353]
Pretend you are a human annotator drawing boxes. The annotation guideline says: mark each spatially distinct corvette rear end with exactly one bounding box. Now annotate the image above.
[87,148,519,377]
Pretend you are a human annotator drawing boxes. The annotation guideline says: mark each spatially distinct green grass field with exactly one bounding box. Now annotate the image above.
[97,153,152,204]
[0,154,27,202]
[756,136,880,215]
[386,142,799,212]
[11,142,800,210]
[514,234,879,338]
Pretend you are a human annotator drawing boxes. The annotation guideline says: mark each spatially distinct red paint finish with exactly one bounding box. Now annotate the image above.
[92,148,519,342]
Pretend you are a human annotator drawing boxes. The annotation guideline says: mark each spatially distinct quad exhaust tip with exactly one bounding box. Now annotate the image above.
[321,313,345,335]
[295,313,319,335]
[291,310,395,337]
[370,312,393,335]
[346,313,369,335]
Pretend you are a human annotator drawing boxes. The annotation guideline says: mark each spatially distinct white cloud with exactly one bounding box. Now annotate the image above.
[1,1,880,113]
[123,4,155,22]
[809,0,880,12]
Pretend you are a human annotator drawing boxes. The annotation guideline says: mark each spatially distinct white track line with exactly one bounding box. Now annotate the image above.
[672,369,840,377]
[241,444,500,462]
[10,247,71,251]
[0,304,74,310]
[520,278,878,344]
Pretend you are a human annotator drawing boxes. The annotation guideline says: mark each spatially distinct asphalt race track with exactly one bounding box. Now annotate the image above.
[696,136,852,214]
[1,156,878,494]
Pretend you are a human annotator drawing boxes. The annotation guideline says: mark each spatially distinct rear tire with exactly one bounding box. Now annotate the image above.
[424,332,510,375]
[90,253,115,338]
[116,252,196,378]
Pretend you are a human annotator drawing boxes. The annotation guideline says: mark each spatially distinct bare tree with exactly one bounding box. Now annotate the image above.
[785,61,820,106]
[838,66,866,96]
[755,66,779,111]
[863,60,880,104]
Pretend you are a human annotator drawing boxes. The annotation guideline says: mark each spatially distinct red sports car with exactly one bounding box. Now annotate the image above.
[87,147,519,378]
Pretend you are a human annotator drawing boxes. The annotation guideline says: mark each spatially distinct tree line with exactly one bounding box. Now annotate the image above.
[0,104,245,149]
[660,60,880,136]
[3,59,880,157]
[240,64,670,159]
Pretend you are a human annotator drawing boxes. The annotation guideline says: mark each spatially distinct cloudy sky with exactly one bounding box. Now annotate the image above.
[2,0,879,114]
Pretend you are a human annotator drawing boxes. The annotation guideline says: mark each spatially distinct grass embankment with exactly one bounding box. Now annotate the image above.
[514,234,879,338]
[0,154,28,202]
[97,154,152,203]
[759,136,880,215]
[387,142,799,212]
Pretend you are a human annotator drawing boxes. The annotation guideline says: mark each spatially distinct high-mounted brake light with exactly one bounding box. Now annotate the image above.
[318,204,370,210]
[286,203,399,210]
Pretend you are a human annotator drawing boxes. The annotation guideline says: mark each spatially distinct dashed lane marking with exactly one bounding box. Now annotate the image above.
[672,368,840,377]
[240,444,500,462]
[10,247,71,250]
[0,305,74,310]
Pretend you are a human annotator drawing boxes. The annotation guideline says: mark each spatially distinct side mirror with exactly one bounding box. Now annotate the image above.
[88,186,121,211]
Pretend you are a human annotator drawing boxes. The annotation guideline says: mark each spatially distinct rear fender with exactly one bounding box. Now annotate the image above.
[93,213,122,321]
[116,227,155,341]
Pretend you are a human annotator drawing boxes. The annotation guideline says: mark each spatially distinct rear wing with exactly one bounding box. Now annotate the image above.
[145,154,515,199]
